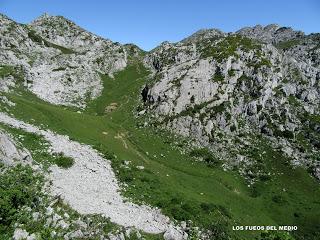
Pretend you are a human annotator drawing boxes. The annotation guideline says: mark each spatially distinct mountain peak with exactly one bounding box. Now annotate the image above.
[29,13,113,49]
[181,28,226,43]
[31,13,76,28]
[0,13,15,24]
[36,12,51,19]
[0,13,12,20]
[236,24,304,43]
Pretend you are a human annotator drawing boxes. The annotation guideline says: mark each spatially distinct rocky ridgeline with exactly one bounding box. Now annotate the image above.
[0,13,127,107]
[143,24,320,181]
[236,24,305,44]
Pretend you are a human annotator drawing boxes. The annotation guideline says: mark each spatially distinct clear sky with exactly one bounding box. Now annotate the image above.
[1,0,319,50]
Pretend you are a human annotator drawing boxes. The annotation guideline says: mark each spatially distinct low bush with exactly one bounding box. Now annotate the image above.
[258,231,295,240]
[272,194,287,205]
[54,152,74,168]
[189,148,220,166]
[0,164,43,236]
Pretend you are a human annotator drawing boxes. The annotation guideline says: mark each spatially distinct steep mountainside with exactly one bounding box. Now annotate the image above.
[1,15,320,240]
[143,24,320,183]
[0,13,126,107]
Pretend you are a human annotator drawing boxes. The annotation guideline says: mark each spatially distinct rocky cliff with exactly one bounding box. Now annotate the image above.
[143,24,320,182]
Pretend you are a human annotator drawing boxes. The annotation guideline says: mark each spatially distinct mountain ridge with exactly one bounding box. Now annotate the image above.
[1,13,320,240]
[1,13,312,50]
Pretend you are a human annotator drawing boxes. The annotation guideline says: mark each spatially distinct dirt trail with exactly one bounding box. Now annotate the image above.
[114,132,128,149]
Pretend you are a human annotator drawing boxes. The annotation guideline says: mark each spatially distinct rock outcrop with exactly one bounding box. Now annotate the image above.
[0,130,32,165]
[236,24,304,44]
[143,25,320,181]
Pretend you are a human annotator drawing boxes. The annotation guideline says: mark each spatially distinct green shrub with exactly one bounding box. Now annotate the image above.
[274,129,294,139]
[230,125,237,132]
[54,152,74,168]
[189,148,220,166]
[200,202,216,212]
[52,67,66,71]
[0,65,14,78]
[201,35,261,62]
[0,65,24,82]
[206,220,231,240]
[258,231,295,240]
[228,69,235,77]
[28,29,75,54]
[0,164,43,235]
[249,184,264,198]
[170,205,192,221]
[190,95,195,104]
[259,174,271,182]
[214,66,224,82]
[276,39,300,50]
[272,194,287,205]
[288,95,300,107]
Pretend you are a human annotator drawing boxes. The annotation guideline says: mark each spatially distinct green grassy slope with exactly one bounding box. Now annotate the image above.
[1,63,320,239]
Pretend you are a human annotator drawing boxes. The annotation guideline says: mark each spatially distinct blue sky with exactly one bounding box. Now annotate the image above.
[1,0,319,50]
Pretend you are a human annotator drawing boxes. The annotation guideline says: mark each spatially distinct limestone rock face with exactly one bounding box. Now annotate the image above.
[0,13,127,107]
[143,25,320,180]
[236,24,304,44]
[13,228,31,240]
[181,28,226,44]
[0,130,32,165]
[163,226,188,240]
